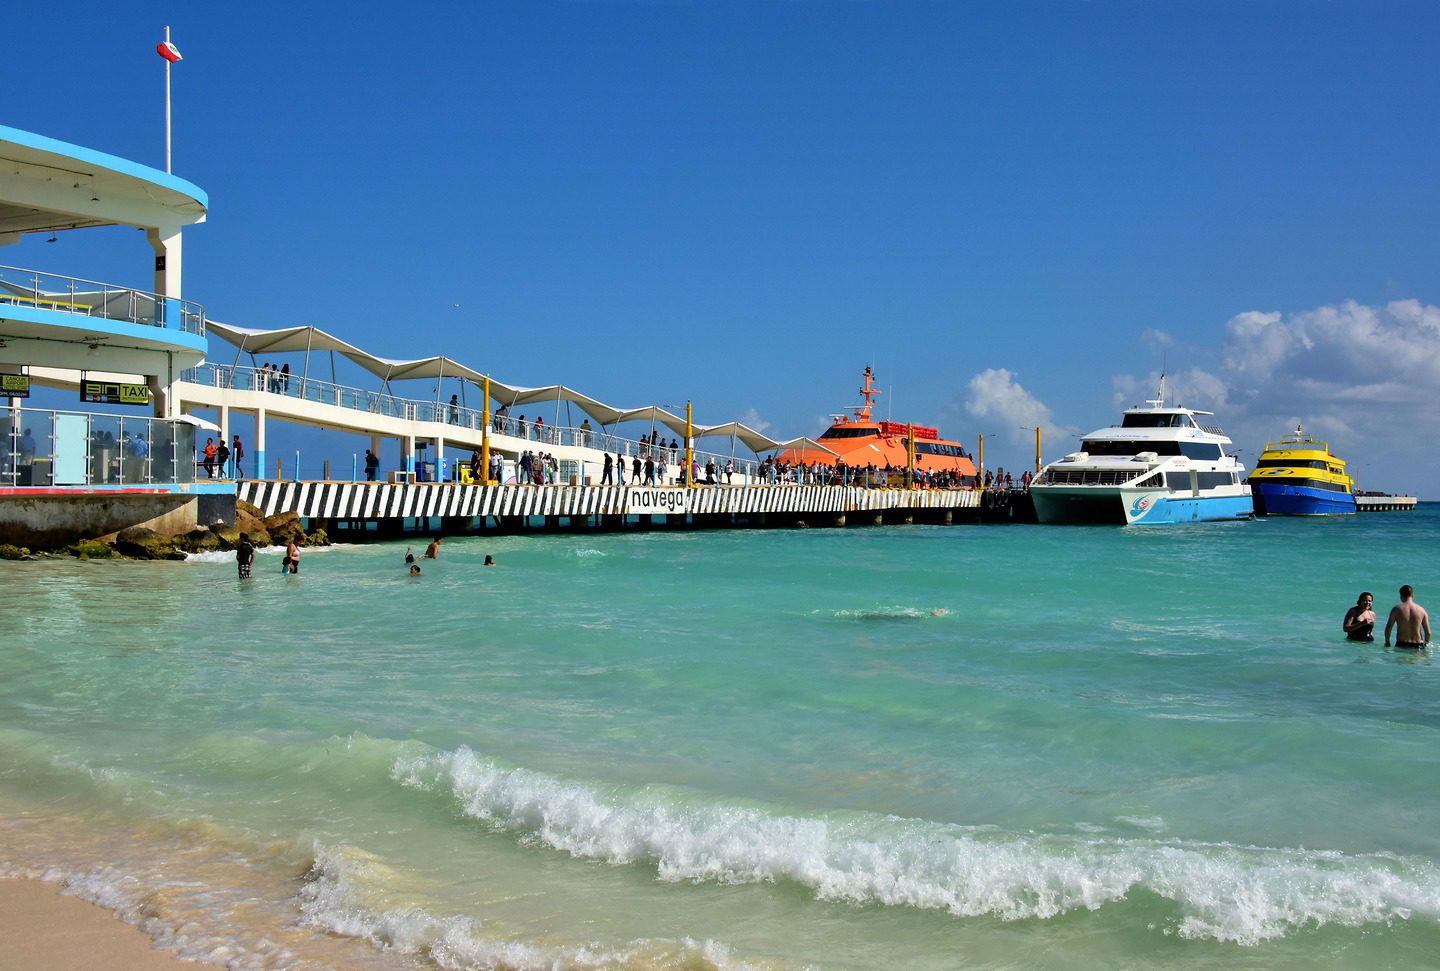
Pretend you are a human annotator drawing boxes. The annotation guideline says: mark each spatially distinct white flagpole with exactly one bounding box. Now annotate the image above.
[164,25,173,173]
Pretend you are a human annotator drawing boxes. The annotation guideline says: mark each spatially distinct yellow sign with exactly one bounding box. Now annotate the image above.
[80,380,150,405]
[0,373,29,397]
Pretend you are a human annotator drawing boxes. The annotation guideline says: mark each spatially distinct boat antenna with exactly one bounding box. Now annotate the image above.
[1145,372,1167,409]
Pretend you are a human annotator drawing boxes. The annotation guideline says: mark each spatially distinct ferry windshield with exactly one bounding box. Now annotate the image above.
[1082,440,1224,460]
[823,427,878,438]
[1122,413,1195,428]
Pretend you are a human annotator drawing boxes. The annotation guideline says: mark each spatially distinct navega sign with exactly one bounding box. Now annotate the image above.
[624,488,692,515]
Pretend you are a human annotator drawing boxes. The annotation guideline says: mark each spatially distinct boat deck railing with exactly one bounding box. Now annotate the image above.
[1035,469,1139,486]
[0,265,205,335]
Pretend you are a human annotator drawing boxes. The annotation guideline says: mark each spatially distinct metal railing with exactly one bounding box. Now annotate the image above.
[179,364,976,490]
[0,265,205,335]
[0,406,199,487]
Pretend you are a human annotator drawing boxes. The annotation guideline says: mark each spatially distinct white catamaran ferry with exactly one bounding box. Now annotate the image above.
[1030,386,1252,525]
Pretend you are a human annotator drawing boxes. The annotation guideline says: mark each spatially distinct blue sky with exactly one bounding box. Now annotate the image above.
[8,1,1440,493]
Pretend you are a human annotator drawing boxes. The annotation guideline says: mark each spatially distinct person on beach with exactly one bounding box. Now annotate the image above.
[1384,585,1431,648]
[236,537,255,579]
[424,536,441,559]
[1342,592,1376,641]
[284,538,301,574]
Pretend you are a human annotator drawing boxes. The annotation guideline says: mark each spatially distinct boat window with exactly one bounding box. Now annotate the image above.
[912,441,970,458]
[822,427,878,438]
[1196,471,1237,489]
[1254,459,1328,470]
[1082,440,1182,456]
[1165,471,1194,491]
[1121,413,1195,428]
[1247,476,1350,493]
[1179,442,1223,460]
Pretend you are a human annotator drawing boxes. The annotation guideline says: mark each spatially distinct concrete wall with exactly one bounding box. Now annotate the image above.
[0,494,210,547]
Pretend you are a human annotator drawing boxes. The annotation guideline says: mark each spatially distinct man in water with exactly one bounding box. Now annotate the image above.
[1384,585,1431,649]
[1342,592,1376,641]
[236,537,255,579]
[424,536,441,559]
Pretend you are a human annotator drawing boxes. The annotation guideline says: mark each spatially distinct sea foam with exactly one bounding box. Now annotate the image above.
[394,746,1440,945]
[298,844,752,970]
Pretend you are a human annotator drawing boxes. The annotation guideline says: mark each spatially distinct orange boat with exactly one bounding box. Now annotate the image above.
[778,367,977,482]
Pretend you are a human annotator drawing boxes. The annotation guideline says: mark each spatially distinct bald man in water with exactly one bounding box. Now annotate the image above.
[1384,585,1431,649]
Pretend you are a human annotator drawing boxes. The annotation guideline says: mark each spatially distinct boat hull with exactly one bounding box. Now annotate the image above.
[1032,486,1254,526]
[1251,483,1356,516]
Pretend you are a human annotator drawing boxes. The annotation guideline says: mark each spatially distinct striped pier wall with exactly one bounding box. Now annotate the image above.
[1356,495,1418,512]
[238,481,979,526]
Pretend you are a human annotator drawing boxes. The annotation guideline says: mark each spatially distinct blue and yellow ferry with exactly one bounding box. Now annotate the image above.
[1247,425,1356,516]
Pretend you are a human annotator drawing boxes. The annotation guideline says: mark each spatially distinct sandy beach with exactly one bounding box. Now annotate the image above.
[0,878,214,970]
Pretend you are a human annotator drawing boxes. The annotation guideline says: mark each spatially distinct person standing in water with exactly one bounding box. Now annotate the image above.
[1342,592,1376,642]
[424,536,441,559]
[236,537,255,579]
[1384,585,1431,649]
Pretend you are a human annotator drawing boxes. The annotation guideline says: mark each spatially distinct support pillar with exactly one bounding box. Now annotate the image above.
[254,406,267,481]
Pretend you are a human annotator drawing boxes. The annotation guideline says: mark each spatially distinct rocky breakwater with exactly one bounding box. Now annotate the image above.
[0,501,329,562]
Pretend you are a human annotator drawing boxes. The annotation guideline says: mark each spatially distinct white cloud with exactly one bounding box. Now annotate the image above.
[1115,299,1440,495]
[734,408,772,435]
[959,368,1080,469]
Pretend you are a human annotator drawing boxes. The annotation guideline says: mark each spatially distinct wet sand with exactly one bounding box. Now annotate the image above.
[0,878,216,970]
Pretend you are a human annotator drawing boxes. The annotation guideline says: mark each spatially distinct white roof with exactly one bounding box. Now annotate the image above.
[203,320,824,455]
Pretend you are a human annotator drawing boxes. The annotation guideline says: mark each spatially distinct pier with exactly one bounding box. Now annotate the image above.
[240,480,980,536]
[1356,495,1418,512]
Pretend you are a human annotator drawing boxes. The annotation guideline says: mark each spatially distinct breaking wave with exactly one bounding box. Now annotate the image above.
[393,746,1440,946]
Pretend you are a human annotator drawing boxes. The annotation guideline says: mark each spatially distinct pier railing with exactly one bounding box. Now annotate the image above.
[180,363,859,483]
[0,265,205,335]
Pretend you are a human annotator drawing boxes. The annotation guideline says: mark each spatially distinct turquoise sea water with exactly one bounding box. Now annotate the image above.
[2,507,1439,969]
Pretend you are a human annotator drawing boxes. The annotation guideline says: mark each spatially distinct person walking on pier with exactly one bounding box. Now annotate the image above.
[231,435,245,479]
[364,449,379,481]
[602,452,614,485]
[449,394,461,424]
[201,438,217,479]
[469,448,482,482]
[215,439,230,479]
[644,455,656,486]
[631,456,642,484]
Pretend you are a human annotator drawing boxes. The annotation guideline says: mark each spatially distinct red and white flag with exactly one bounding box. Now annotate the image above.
[157,40,182,63]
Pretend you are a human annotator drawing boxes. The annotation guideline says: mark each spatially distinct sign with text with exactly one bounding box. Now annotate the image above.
[623,487,693,516]
[0,373,30,398]
[80,380,150,406]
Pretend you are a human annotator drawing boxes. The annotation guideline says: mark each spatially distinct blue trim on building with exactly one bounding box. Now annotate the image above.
[0,303,207,353]
[0,124,208,208]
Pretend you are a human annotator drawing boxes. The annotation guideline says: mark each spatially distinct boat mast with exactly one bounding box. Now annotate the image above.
[854,366,882,421]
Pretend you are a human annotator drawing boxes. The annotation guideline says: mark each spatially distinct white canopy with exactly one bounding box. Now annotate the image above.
[202,320,825,455]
